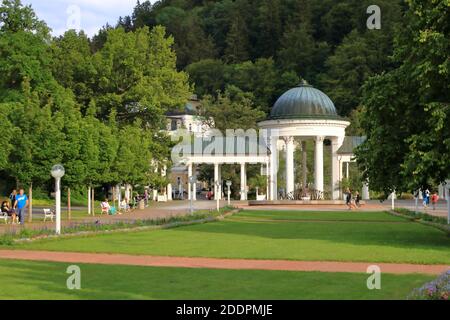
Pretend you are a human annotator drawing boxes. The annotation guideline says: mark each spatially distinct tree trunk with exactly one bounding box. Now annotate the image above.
[88,186,91,215]
[28,183,33,223]
[92,188,95,216]
[68,188,71,221]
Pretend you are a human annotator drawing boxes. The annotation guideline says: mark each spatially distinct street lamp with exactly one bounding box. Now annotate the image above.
[189,176,197,215]
[51,164,65,235]
[215,181,221,212]
[391,190,396,210]
[226,180,232,206]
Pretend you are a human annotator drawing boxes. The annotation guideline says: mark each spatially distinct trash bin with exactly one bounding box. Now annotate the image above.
[139,200,145,210]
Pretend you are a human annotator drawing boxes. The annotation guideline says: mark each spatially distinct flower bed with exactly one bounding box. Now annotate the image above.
[393,208,448,225]
[408,271,450,300]
[0,206,239,245]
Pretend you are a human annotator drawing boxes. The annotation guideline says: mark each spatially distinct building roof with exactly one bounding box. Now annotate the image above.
[337,136,366,155]
[166,95,201,117]
[269,82,341,120]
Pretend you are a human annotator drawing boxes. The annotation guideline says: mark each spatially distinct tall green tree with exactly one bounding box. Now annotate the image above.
[356,0,449,195]
[201,86,266,131]
[0,103,14,169]
[256,0,282,58]
[92,26,191,125]
[225,58,277,112]
[0,0,54,101]
[51,30,96,112]
[224,13,250,63]
[186,59,226,97]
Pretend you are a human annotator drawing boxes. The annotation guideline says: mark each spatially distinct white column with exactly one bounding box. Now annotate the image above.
[218,164,222,200]
[314,136,325,194]
[188,163,193,200]
[214,163,219,200]
[285,136,295,196]
[301,141,307,188]
[270,136,278,200]
[192,164,197,201]
[266,161,270,200]
[331,137,344,200]
[362,183,370,200]
[241,163,247,200]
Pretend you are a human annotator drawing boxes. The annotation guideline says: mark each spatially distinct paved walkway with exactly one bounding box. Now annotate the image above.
[1,199,447,235]
[0,201,221,235]
[0,250,447,275]
[239,200,449,217]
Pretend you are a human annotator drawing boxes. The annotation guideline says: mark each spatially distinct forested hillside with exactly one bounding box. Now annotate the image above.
[107,0,403,118]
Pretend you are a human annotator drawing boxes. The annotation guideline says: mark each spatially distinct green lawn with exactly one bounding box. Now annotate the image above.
[10,211,450,264]
[230,210,408,222]
[0,259,433,300]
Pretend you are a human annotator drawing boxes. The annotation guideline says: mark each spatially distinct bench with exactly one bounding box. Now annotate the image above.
[0,211,8,224]
[43,208,55,222]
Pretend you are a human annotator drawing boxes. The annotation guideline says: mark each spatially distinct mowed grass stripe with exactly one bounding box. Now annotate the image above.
[227,217,411,224]
[0,259,435,300]
[234,210,406,222]
[13,211,450,265]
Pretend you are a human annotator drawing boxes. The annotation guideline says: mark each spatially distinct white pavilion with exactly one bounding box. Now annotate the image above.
[164,82,370,202]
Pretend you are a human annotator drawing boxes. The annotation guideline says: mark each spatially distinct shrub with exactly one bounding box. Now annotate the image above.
[408,271,450,300]
[393,208,448,225]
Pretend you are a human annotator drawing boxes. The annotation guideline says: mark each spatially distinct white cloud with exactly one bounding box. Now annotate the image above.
[22,0,143,37]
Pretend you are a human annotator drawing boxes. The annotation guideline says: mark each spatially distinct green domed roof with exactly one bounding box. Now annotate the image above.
[270,82,340,120]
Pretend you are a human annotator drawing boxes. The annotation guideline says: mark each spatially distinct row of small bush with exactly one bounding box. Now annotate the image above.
[393,208,448,225]
[408,271,450,300]
[0,206,237,245]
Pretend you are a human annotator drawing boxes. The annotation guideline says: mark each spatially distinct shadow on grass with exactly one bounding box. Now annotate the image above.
[173,216,450,250]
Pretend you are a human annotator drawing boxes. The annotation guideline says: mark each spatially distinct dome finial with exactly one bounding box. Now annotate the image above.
[298,79,310,87]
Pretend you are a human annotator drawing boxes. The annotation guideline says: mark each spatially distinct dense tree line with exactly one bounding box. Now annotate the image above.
[0,0,190,196]
[1,0,447,199]
[113,0,403,116]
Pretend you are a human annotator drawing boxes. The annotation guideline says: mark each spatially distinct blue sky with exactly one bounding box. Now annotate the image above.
[22,0,141,37]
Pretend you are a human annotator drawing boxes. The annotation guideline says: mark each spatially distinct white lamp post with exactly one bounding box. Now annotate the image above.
[189,176,197,215]
[226,181,232,206]
[51,164,65,235]
[391,190,396,210]
[215,181,221,212]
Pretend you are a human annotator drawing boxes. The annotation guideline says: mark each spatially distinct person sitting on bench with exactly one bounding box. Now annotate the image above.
[1,201,18,224]
[101,199,110,215]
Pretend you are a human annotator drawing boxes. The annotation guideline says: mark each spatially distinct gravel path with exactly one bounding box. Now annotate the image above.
[0,250,447,275]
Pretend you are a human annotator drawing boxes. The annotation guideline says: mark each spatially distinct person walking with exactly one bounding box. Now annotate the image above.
[355,191,362,208]
[422,189,428,208]
[345,188,353,210]
[431,192,439,210]
[9,189,17,208]
[13,188,28,225]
